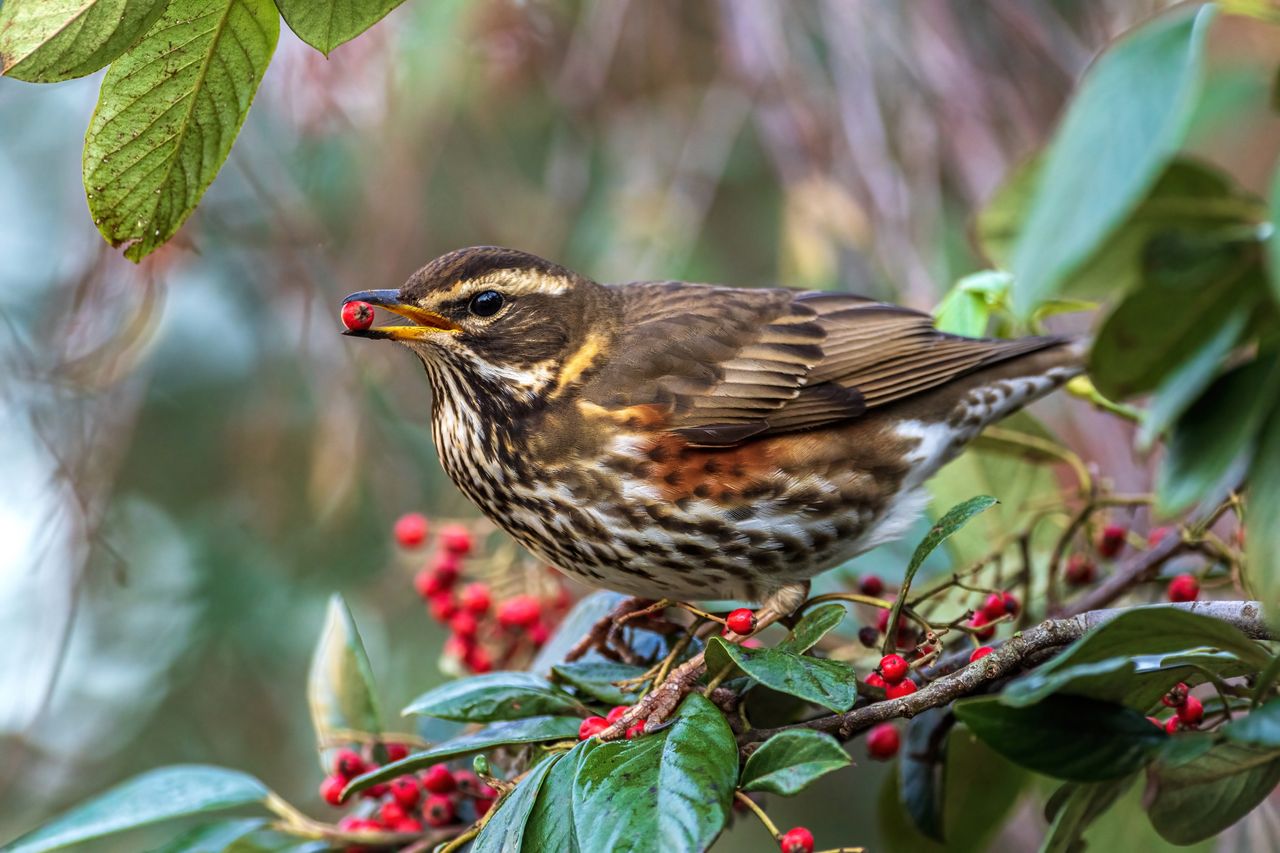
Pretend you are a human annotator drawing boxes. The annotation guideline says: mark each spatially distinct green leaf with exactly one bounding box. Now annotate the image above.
[0,0,168,82]
[1148,741,1280,844]
[275,0,404,55]
[705,637,858,712]
[550,661,650,706]
[343,716,582,797]
[1270,162,1280,303]
[933,271,1012,337]
[83,0,278,262]
[740,729,851,796]
[146,819,268,853]
[6,766,270,853]
[472,753,562,853]
[1040,778,1134,853]
[1247,401,1280,617]
[1224,700,1280,746]
[954,695,1165,781]
[1009,4,1216,315]
[571,693,737,853]
[1002,606,1270,709]
[307,594,382,767]
[1157,352,1280,514]
[779,603,847,654]
[883,495,996,654]
[899,708,951,841]
[522,740,590,852]
[1253,650,1280,705]
[404,672,588,722]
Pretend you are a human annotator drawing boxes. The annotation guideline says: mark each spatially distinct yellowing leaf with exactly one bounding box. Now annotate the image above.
[0,0,167,82]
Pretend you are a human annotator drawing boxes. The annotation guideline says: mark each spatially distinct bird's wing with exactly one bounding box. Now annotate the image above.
[581,282,1062,447]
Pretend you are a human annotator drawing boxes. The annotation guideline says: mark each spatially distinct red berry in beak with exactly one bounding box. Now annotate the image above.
[341,300,375,331]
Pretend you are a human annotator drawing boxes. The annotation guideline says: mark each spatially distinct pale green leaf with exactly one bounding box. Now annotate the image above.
[0,0,168,82]
[307,594,382,769]
[1247,401,1280,617]
[83,0,279,262]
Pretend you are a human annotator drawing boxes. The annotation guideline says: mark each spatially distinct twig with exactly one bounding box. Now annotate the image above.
[738,601,1271,746]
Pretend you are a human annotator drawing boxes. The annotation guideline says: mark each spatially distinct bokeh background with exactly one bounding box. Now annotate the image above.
[2,1,1278,849]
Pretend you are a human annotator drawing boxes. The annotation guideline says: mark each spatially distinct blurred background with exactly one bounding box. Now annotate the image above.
[2,0,1278,849]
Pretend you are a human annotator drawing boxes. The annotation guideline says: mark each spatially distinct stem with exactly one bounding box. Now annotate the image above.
[734,790,781,838]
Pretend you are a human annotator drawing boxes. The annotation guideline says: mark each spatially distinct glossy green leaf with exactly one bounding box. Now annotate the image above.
[1247,402,1280,618]
[1149,741,1280,844]
[883,495,996,654]
[550,661,650,706]
[83,0,278,262]
[779,603,847,654]
[404,672,588,722]
[1223,700,1280,746]
[740,729,850,796]
[705,637,858,712]
[146,819,268,853]
[6,766,270,853]
[1040,778,1134,853]
[1157,352,1280,514]
[933,271,1013,337]
[1010,4,1216,315]
[954,695,1165,781]
[899,708,950,841]
[522,739,590,852]
[472,753,562,853]
[0,0,168,82]
[343,716,582,796]
[307,594,382,767]
[571,693,737,853]
[275,0,404,55]
[1268,158,1280,303]
[1003,606,1269,708]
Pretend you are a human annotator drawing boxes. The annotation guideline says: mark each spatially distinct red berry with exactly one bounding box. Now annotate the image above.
[379,800,408,826]
[1177,694,1204,725]
[464,645,493,674]
[341,300,375,332]
[451,770,483,797]
[1098,523,1127,558]
[981,593,1007,620]
[858,575,884,596]
[422,764,456,794]
[625,720,646,739]
[1165,716,1182,734]
[475,797,495,817]
[969,646,993,662]
[885,679,918,699]
[422,793,456,827]
[360,782,389,800]
[858,626,879,647]
[1001,592,1020,616]
[1148,526,1171,547]
[428,592,458,623]
[394,512,429,548]
[579,716,609,739]
[876,609,891,633]
[529,621,551,646]
[778,826,815,853]
[431,550,461,581]
[413,569,434,600]
[879,654,909,684]
[726,608,756,635]
[866,722,900,760]
[1167,574,1199,603]
[320,774,346,806]
[607,705,630,724]
[497,594,542,628]
[389,775,420,808]
[450,611,478,639]
[459,583,491,615]
[443,634,473,659]
[1147,715,1163,728]
[393,817,424,833]
[970,611,995,640]
[865,672,886,689]
[439,524,473,556]
[333,748,366,779]
[1065,555,1096,586]
[1161,682,1190,707]
[385,742,409,762]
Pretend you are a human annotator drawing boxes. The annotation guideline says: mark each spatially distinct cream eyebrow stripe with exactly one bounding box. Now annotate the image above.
[444,270,572,300]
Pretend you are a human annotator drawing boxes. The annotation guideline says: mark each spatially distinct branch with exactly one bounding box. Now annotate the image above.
[1056,532,1186,617]
[738,600,1271,747]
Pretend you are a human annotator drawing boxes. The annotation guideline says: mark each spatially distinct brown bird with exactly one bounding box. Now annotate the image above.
[342,246,1083,734]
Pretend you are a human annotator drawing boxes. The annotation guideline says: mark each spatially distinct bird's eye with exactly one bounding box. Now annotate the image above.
[468,290,505,318]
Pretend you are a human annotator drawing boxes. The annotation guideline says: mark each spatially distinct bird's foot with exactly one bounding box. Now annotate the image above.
[563,596,659,664]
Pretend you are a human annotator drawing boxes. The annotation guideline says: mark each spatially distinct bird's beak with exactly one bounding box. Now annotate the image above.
[340,290,462,340]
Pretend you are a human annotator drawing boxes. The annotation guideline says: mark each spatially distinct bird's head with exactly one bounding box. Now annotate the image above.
[341,246,613,402]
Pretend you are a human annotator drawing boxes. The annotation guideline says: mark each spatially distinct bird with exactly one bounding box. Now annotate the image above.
[342,245,1084,735]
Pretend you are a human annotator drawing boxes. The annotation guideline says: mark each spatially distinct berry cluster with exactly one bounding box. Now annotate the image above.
[578,704,647,740]
[396,512,571,674]
[1064,522,1207,604]
[1151,681,1205,733]
[865,653,917,699]
[318,745,497,837]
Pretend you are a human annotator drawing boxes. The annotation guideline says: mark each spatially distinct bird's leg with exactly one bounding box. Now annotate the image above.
[563,597,655,663]
[598,582,810,740]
